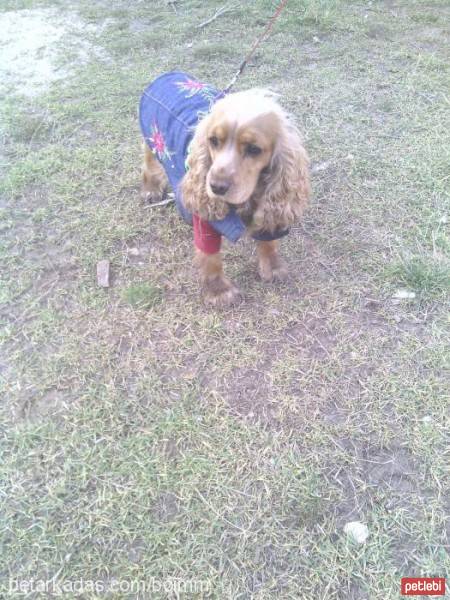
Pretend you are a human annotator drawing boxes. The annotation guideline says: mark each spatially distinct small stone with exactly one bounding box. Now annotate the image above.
[311,159,332,173]
[422,415,433,423]
[344,521,369,544]
[128,247,140,256]
[392,289,415,299]
[96,260,110,287]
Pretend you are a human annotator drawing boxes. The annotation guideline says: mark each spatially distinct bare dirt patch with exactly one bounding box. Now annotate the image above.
[0,8,110,97]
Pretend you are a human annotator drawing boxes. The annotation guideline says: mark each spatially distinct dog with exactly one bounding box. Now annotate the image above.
[139,71,310,307]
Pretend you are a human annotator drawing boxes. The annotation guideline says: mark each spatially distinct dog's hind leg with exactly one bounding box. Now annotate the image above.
[141,142,169,202]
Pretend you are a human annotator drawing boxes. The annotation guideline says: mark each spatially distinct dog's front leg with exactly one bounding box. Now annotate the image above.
[257,240,288,282]
[195,249,241,307]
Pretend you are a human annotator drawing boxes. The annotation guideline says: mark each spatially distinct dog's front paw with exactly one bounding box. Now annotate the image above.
[258,256,289,282]
[141,189,166,204]
[203,276,241,307]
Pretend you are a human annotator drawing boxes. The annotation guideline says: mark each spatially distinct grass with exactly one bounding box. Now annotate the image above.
[386,257,450,298]
[122,283,164,310]
[0,0,449,598]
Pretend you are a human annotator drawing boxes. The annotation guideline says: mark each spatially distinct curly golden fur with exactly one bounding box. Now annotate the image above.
[181,89,310,232]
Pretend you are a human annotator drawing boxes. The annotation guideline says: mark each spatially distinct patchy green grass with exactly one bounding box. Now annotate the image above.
[1,0,449,598]
[386,257,450,298]
[122,282,164,310]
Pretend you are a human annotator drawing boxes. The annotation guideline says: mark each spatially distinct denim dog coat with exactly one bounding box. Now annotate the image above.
[139,71,288,250]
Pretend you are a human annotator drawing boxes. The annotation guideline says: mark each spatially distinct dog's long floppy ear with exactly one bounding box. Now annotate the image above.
[181,116,228,221]
[252,121,311,233]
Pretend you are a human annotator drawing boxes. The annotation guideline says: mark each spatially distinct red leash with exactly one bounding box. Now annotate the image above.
[223,0,290,94]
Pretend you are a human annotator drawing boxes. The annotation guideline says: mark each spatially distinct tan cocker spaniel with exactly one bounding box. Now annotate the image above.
[139,72,310,307]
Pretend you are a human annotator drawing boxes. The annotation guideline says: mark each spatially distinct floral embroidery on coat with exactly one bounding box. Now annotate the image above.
[175,78,217,104]
[148,121,172,162]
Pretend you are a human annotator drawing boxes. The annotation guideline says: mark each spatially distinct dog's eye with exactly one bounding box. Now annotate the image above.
[245,143,262,157]
[209,136,220,148]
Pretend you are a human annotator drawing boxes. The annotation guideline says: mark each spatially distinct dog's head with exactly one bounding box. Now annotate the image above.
[182,89,310,230]
[204,91,282,206]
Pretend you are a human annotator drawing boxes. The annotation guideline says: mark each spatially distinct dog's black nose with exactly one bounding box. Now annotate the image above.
[210,182,230,196]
